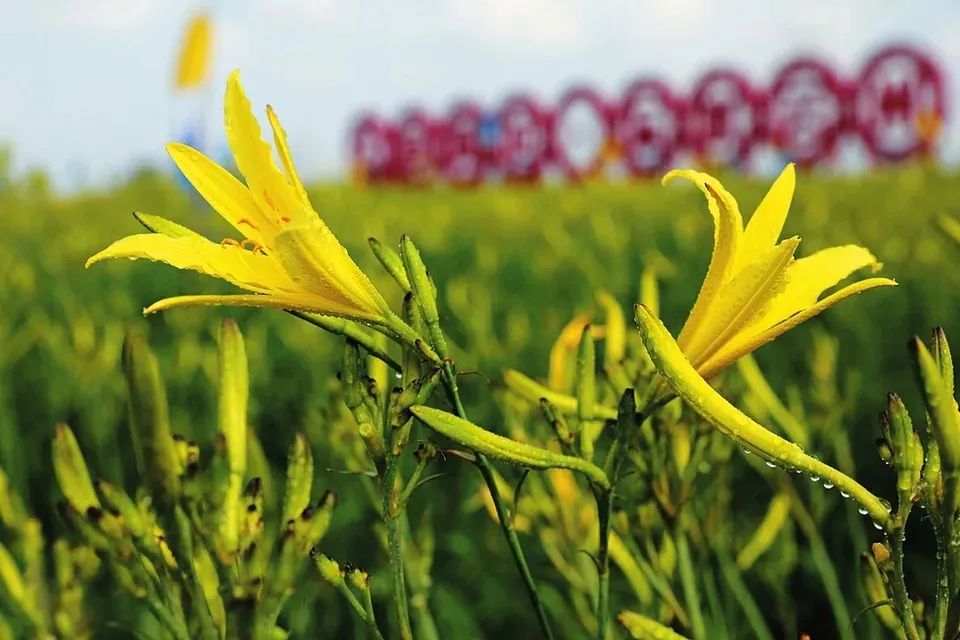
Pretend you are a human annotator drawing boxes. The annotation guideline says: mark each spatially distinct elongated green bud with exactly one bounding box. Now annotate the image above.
[194,543,226,638]
[217,320,248,559]
[503,369,617,420]
[884,393,923,500]
[342,341,376,425]
[736,492,791,570]
[52,424,100,514]
[0,466,27,530]
[96,480,145,538]
[410,405,610,488]
[291,311,402,373]
[314,553,342,585]
[218,319,248,475]
[400,235,447,358]
[912,335,960,515]
[122,330,181,506]
[369,237,412,292]
[933,327,955,398]
[618,610,689,639]
[576,326,597,422]
[860,553,902,636]
[282,434,314,524]
[634,304,891,528]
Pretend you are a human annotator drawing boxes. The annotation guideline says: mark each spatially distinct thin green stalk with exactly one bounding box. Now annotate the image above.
[930,511,950,640]
[888,526,921,640]
[334,577,386,640]
[595,487,614,639]
[382,453,413,640]
[676,533,706,640]
[715,552,775,640]
[783,483,854,640]
[441,362,555,640]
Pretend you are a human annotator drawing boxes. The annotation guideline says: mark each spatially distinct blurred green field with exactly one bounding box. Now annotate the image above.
[2,153,959,638]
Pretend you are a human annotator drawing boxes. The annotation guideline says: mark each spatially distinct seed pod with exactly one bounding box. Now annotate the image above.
[400,235,447,358]
[282,434,314,525]
[410,405,610,488]
[52,424,100,514]
[121,330,181,506]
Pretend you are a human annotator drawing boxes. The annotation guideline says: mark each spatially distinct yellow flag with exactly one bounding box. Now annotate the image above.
[175,13,213,90]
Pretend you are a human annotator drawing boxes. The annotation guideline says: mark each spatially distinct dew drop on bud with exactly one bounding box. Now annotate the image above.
[764,461,776,468]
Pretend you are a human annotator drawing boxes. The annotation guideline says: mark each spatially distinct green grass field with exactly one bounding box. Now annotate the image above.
[2,155,959,638]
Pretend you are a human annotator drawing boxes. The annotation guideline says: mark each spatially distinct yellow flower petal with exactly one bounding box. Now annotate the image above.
[144,293,364,317]
[548,314,592,390]
[86,233,297,294]
[266,105,311,211]
[735,163,795,271]
[662,170,744,351]
[273,222,389,318]
[224,71,311,227]
[698,277,898,379]
[685,237,799,367]
[633,303,891,528]
[748,245,881,331]
[166,143,277,247]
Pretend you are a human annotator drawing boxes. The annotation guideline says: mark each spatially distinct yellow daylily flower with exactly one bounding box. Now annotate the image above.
[662,164,896,379]
[87,71,391,326]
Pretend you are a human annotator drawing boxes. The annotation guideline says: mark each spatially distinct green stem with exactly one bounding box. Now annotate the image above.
[676,533,706,640]
[930,508,950,640]
[595,487,614,639]
[441,362,555,640]
[888,524,922,640]
[382,454,413,640]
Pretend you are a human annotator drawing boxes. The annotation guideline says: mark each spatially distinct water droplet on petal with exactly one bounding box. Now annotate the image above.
[822,481,834,490]
[858,507,869,515]
[764,461,776,468]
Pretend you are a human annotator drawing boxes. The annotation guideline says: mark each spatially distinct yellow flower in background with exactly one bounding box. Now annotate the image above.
[174,13,213,90]
[663,164,896,379]
[87,71,392,324]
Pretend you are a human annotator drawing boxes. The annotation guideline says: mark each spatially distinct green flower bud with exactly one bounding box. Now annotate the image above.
[122,330,181,506]
[314,553,342,585]
[282,433,314,525]
[368,236,411,292]
[52,424,100,514]
[400,235,447,358]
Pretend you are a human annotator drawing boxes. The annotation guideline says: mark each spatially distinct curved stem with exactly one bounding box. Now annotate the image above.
[441,362,555,640]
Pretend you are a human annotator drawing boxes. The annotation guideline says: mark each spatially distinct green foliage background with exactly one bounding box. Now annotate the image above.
[2,152,958,637]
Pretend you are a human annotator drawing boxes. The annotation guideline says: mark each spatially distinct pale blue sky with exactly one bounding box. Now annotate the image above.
[2,1,958,189]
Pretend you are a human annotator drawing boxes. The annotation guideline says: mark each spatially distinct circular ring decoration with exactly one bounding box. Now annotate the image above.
[616,78,683,177]
[855,44,946,162]
[398,108,440,184]
[552,86,613,180]
[439,101,486,186]
[768,57,845,166]
[686,69,758,167]
[498,94,550,182]
[349,114,397,182]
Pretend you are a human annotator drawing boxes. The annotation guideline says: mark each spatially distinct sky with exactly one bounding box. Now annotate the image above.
[2,0,959,190]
